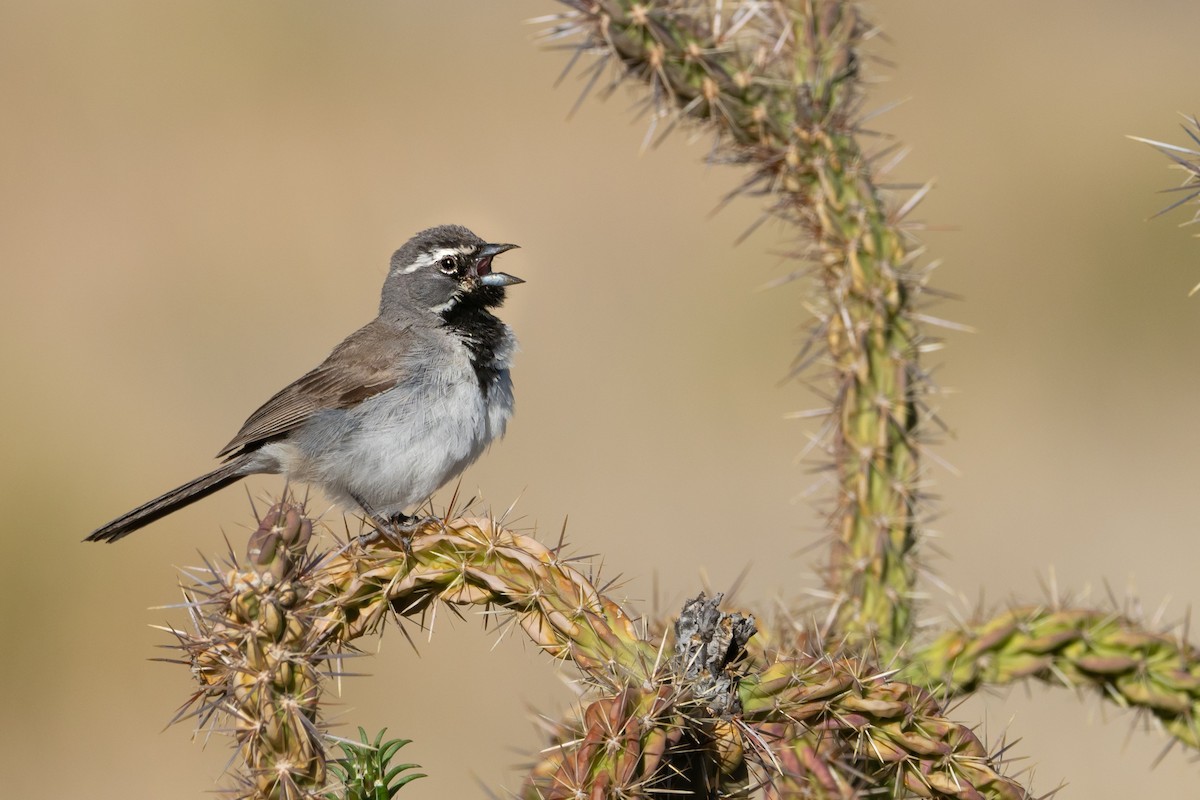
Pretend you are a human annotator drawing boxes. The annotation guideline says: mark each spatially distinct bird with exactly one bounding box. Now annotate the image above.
[86,224,523,543]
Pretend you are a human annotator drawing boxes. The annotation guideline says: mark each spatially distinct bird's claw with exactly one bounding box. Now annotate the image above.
[356,505,441,557]
[386,513,443,556]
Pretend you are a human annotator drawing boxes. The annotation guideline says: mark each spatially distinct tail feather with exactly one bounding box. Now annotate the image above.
[85,459,249,543]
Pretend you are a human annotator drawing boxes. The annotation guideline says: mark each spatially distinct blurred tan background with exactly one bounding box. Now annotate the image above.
[3,0,1200,796]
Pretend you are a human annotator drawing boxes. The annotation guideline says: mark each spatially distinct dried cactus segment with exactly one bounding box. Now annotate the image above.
[673,592,757,717]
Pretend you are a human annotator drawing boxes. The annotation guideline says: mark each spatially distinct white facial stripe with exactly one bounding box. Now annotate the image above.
[398,245,477,275]
[429,296,460,314]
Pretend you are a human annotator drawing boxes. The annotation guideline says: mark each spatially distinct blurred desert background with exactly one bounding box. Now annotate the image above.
[3,1,1200,796]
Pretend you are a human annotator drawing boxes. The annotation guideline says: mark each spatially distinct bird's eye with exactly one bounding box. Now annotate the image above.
[438,256,457,274]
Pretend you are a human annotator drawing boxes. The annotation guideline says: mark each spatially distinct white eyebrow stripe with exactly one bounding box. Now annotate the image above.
[399,245,476,274]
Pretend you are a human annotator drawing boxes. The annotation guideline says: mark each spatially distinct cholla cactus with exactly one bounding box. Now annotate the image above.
[171,507,666,797]
[541,0,930,652]
[133,2,1200,799]
[524,593,1030,799]
[171,505,1032,799]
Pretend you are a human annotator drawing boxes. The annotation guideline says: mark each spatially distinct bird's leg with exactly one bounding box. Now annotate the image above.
[349,493,404,552]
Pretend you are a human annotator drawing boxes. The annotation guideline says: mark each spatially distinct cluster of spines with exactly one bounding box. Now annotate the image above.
[169,504,327,799]
[1131,115,1200,293]
[1130,115,1200,231]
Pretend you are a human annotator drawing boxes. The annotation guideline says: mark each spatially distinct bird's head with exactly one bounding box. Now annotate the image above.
[383,224,522,317]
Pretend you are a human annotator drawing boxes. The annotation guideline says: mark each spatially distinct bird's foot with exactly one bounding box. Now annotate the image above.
[382,512,443,557]
[353,497,441,557]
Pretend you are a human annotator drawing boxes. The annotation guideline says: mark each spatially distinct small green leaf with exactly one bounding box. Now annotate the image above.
[325,728,425,800]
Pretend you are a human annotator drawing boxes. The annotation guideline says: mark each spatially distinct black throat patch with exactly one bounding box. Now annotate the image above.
[440,288,507,397]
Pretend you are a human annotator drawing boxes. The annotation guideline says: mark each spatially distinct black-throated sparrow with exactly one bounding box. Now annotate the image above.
[86,224,522,543]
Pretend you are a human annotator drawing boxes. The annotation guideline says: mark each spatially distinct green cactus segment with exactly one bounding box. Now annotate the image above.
[515,587,1032,798]
[313,518,660,683]
[174,507,660,796]
[548,0,927,651]
[523,651,1032,798]
[902,606,1200,750]
[820,164,922,652]
[737,658,1031,800]
[524,686,728,798]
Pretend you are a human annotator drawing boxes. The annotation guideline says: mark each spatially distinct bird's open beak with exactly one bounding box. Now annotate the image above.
[475,242,524,287]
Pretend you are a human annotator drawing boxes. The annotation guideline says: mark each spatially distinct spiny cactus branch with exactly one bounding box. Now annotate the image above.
[168,504,328,799]
[542,0,935,652]
[901,605,1200,752]
[171,503,1031,799]
[312,514,660,684]
[526,628,1035,799]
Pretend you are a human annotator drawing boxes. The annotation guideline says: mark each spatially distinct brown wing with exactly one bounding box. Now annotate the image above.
[216,320,411,459]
